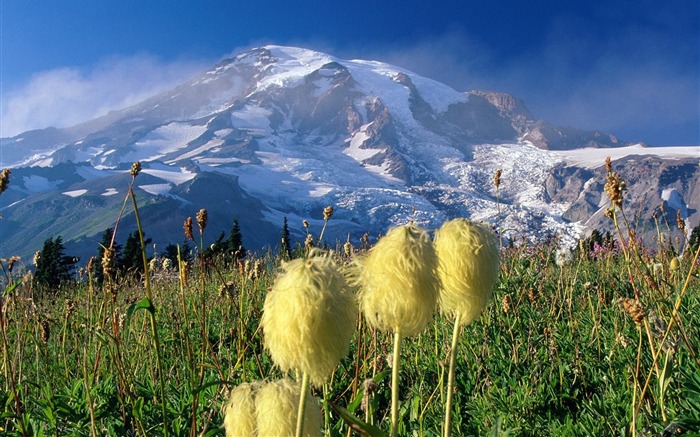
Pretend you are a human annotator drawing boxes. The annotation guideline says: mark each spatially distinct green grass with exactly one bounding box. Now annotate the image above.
[1,236,698,436]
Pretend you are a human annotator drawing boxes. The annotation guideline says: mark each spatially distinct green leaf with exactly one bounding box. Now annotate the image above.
[659,350,673,395]
[192,379,236,396]
[124,297,155,340]
[346,369,391,413]
[3,281,20,297]
[328,401,387,437]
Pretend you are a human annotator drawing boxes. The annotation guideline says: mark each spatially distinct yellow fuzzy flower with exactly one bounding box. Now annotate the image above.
[355,224,440,337]
[434,219,500,326]
[223,381,261,437]
[256,379,322,437]
[222,379,322,437]
[261,251,356,386]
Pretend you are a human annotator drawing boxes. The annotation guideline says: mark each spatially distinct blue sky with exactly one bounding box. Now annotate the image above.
[1,0,698,146]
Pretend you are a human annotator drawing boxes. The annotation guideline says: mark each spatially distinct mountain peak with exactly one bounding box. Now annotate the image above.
[2,46,696,262]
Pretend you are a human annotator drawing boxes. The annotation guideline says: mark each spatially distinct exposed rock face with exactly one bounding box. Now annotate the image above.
[545,156,699,242]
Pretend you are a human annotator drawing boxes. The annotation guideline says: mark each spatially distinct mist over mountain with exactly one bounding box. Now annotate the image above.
[1,46,697,262]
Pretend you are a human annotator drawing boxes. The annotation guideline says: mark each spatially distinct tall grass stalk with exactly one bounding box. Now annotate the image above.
[443,314,461,437]
[295,372,310,437]
[390,328,402,437]
[128,178,168,437]
[635,242,700,420]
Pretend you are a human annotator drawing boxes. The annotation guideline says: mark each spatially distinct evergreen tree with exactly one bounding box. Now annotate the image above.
[120,230,151,275]
[34,236,78,290]
[203,230,226,259]
[161,241,193,269]
[280,216,291,258]
[226,218,245,259]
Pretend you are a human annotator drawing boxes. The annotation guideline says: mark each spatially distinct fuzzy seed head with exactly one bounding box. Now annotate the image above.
[223,379,321,437]
[676,210,686,233]
[184,217,194,241]
[256,379,322,437]
[130,161,141,177]
[223,381,262,437]
[621,298,646,326]
[102,247,117,279]
[343,237,353,257]
[304,233,314,250]
[354,224,439,336]
[196,209,208,234]
[323,205,334,221]
[0,168,10,194]
[604,171,626,209]
[493,169,502,189]
[434,219,500,326]
[261,252,356,386]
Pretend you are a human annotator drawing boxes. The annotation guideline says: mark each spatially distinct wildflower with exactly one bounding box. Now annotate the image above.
[322,205,334,221]
[65,300,76,319]
[130,161,141,177]
[343,236,353,257]
[222,379,322,437]
[196,209,208,234]
[604,171,626,209]
[493,169,502,189]
[555,246,573,267]
[0,168,10,194]
[162,258,173,270]
[40,319,50,343]
[354,224,439,336]
[184,217,194,241]
[433,219,499,326]
[261,251,356,386]
[256,379,322,437]
[502,295,511,315]
[621,298,645,326]
[676,210,686,234]
[223,381,261,437]
[102,247,117,280]
[361,378,378,413]
[33,251,41,267]
[304,233,314,250]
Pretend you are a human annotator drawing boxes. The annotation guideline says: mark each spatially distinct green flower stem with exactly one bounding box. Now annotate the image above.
[443,313,461,437]
[391,328,403,437]
[296,372,310,437]
[129,185,168,437]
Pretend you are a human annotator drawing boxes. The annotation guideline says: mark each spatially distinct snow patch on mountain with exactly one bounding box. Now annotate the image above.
[662,188,688,217]
[121,122,208,163]
[139,184,172,196]
[555,144,698,168]
[62,189,88,197]
[141,163,196,184]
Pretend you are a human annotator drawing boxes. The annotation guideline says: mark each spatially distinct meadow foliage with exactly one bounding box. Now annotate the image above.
[1,161,699,436]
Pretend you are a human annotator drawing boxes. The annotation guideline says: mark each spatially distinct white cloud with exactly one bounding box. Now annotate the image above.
[1,54,208,137]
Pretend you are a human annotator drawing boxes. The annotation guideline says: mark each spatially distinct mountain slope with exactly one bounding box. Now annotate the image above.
[1,46,697,261]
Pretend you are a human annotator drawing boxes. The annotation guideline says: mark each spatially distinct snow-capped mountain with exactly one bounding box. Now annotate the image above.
[1,46,698,261]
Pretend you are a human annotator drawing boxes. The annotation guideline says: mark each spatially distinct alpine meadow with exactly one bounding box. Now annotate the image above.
[1,155,699,435]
